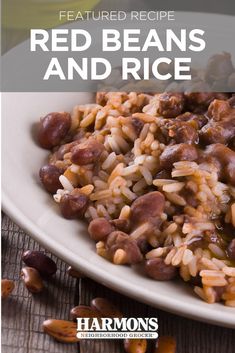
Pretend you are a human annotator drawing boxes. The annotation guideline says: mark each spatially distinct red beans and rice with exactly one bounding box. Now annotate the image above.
[37,91,235,307]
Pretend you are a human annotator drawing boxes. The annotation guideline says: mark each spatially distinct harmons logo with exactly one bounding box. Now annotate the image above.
[77,317,158,339]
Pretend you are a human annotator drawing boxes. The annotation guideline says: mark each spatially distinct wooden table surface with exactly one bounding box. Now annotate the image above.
[2,214,235,353]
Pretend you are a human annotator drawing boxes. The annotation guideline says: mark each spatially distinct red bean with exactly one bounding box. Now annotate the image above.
[56,141,79,160]
[39,164,62,193]
[21,267,44,293]
[90,298,123,318]
[227,239,235,260]
[60,192,89,219]
[1,279,15,298]
[106,231,143,264]
[88,218,114,241]
[204,144,235,186]
[110,219,131,233]
[137,237,151,255]
[130,191,165,225]
[67,266,84,278]
[189,274,202,287]
[70,305,101,320]
[71,139,104,165]
[38,112,71,149]
[22,250,57,277]
[159,143,198,169]
[145,258,177,281]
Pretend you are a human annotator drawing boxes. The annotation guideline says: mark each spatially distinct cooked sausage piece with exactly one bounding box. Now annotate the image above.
[130,191,165,225]
[176,124,198,144]
[200,100,235,145]
[207,99,234,121]
[71,139,104,165]
[204,144,235,186]
[175,112,208,129]
[200,119,235,145]
[158,93,185,118]
[167,121,198,144]
[163,113,208,145]
[38,112,71,149]
[185,92,215,112]
[105,231,143,264]
[160,143,198,169]
[185,90,229,113]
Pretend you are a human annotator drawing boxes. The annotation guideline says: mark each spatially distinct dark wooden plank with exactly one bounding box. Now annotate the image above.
[1,214,79,353]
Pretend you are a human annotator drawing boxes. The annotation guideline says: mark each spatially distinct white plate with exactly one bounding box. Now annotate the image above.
[2,92,235,329]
